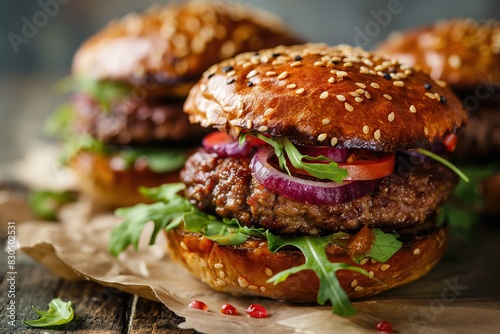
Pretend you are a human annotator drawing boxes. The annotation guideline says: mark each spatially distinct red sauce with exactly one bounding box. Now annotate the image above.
[246,304,268,318]
[220,303,238,315]
[188,300,208,311]
[375,320,393,332]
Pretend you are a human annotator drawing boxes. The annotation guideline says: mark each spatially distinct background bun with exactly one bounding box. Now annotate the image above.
[166,227,447,303]
[184,43,467,151]
[72,0,301,85]
[376,18,500,91]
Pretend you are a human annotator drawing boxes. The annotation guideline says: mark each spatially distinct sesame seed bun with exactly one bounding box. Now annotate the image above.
[72,0,301,86]
[68,151,180,209]
[375,18,500,91]
[183,43,467,152]
[165,226,447,303]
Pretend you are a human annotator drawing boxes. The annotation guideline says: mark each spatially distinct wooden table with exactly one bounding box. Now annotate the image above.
[0,238,198,333]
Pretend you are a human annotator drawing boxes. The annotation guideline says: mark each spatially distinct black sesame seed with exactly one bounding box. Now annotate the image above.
[247,81,254,87]
[226,78,235,84]
[440,95,447,104]
[272,53,281,58]
[207,73,215,79]
[383,73,392,80]
[222,66,233,73]
[254,52,260,56]
[331,60,340,64]
[294,55,302,61]
[424,83,432,90]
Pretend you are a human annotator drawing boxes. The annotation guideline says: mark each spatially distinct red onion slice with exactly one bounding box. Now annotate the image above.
[202,132,253,157]
[296,145,349,162]
[250,147,377,206]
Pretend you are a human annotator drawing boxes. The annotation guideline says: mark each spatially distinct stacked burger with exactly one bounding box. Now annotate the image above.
[111,43,468,315]
[376,19,500,215]
[51,0,300,209]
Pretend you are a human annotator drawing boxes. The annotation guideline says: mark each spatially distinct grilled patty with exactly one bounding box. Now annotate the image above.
[181,149,458,236]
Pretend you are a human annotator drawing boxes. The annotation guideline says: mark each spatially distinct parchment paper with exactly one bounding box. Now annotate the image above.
[4,144,500,333]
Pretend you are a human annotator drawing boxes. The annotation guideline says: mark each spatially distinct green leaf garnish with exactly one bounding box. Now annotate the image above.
[28,190,77,221]
[359,229,402,263]
[59,135,109,165]
[24,298,74,327]
[43,103,75,139]
[247,134,348,183]
[266,233,372,316]
[416,149,469,182]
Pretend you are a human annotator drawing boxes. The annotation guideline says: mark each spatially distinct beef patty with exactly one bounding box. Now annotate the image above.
[181,149,458,236]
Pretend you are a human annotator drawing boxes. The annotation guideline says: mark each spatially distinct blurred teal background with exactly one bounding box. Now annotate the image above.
[0,0,498,164]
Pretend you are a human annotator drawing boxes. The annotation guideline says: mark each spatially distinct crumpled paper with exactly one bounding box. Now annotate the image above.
[6,143,500,333]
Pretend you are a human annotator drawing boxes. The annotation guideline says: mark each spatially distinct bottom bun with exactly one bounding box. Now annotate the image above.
[165,227,447,303]
[69,151,180,209]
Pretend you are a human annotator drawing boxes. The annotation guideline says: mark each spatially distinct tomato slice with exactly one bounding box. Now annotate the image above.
[202,132,265,157]
[202,131,236,148]
[443,133,457,152]
[287,149,395,181]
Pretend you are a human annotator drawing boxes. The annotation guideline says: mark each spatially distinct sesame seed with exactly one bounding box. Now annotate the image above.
[360,258,369,265]
[222,65,233,73]
[351,279,358,288]
[290,61,302,67]
[410,105,417,113]
[360,66,370,74]
[258,125,268,132]
[246,70,258,79]
[272,60,284,66]
[330,69,337,74]
[434,92,441,101]
[207,72,215,79]
[260,286,267,293]
[294,55,302,61]
[448,54,462,69]
[355,88,365,94]
[370,82,380,89]
[363,125,370,134]
[180,241,188,251]
[215,278,226,287]
[266,71,277,76]
[320,91,329,99]
[318,133,327,141]
[328,77,335,83]
[381,264,391,271]
[393,80,405,87]
[374,129,381,140]
[413,248,421,255]
[331,137,338,147]
[390,73,399,80]
[264,108,274,116]
[242,62,252,68]
[440,95,447,104]
[246,120,253,129]
[248,285,258,290]
[200,84,207,92]
[336,70,348,77]
[277,71,288,80]
[272,52,281,57]
[368,270,374,278]
[435,80,447,88]
[388,112,395,122]
[424,83,432,90]
[314,61,324,67]
[226,78,235,84]
[363,58,374,66]
[238,276,248,287]
[425,92,435,99]
[354,286,364,292]
[365,91,371,99]
[214,263,223,269]
[219,270,225,278]
[286,83,297,89]
[383,72,392,80]
[247,81,254,87]
[226,70,236,77]
[383,94,393,100]
[236,100,244,110]
[344,62,353,67]
[296,88,305,95]
[349,92,360,97]
[200,258,207,267]
[345,102,353,111]
[322,118,331,125]
[424,126,429,135]
[356,82,367,89]
[265,267,273,276]
[336,95,346,101]
[355,97,364,103]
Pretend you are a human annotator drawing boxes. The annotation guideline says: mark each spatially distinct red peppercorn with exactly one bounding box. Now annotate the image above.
[246,304,268,318]
[188,300,208,311]
[375,320,393,332]
[220,303,238,315]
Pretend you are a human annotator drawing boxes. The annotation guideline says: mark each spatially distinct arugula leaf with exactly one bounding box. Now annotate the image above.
[28,190,77,221]
[266,233,372,316]
[43,103,75,139]
[360,229,402,263]
[119,148,187,173]
[416,149,469,182]
[248,134,348,183]
[24,298,74,327]
[59,135,109,165]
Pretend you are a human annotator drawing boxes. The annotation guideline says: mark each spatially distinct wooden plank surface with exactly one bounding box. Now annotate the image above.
[0,240,198,333]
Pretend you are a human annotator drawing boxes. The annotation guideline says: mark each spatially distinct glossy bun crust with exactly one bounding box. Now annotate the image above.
[166,227,447,303]
[72,0,301,85]
[376,18,500,91]
[184,43,467,151]
[69,151,180,208]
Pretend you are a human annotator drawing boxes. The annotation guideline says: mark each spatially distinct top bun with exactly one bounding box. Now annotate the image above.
[184,43,467,151]
[376,18,500,91]
[72,0,300,85]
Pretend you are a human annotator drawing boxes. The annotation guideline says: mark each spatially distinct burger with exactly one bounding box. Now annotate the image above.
[110,43,468,316]
[376,18,500,215]
[47,0,300,209]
